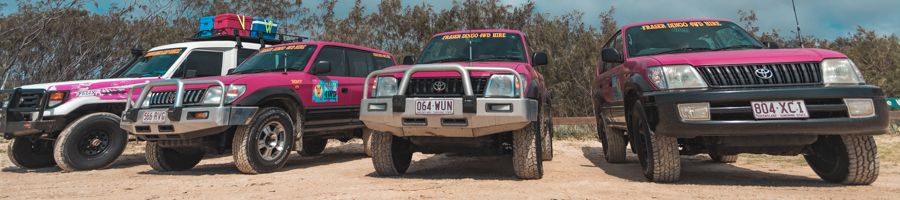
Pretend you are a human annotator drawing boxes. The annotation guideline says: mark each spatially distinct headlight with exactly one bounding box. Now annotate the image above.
[647,65,708,90]
[484,74,521,98]
[373,77,398,97]
[821,59,865,85]
[47,91,68,107]
[202,85,246,104]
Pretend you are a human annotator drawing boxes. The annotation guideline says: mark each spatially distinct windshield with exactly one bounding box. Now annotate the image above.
[626,21,764,57]
[230,44,316,74]
[417,32,527,64]
[117,48,185,78]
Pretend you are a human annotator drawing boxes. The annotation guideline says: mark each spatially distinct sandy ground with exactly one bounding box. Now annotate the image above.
[1,136,899,200]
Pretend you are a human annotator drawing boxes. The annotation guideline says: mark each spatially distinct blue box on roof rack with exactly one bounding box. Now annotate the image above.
[251,18,278,40]
[198,16,215,37]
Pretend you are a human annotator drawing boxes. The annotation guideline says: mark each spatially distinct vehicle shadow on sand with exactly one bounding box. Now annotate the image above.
[580,146,841,187]
[366,153,520,181]
[136,143,368,176]
[1,144,159,173]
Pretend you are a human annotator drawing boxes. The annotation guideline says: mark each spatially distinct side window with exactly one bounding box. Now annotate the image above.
[313,46,348,76]
[601,32,622,72]
[237,49,257,64]
[172,51,224,78]
[373,56,395,70]
[347,49,374,77]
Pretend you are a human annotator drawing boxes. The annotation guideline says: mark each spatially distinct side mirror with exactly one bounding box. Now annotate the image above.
[762,41,780,49]
[310,61,332,75]
[130,48,144,57]
[601,48,624,63]
[531,52,548,66]
[402,55,416,65]
[184,69,198,78]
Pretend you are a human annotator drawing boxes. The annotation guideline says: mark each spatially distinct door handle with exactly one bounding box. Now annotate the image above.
[341,88,348,93]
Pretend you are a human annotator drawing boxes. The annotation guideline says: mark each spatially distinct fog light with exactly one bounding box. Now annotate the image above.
[488,103,513,112]
[368,103,387,111]
[844,98,875,118]
[189,111,209,119]
[677,102,710,121]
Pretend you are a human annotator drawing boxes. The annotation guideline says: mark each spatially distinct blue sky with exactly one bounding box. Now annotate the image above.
[3,0,897,39]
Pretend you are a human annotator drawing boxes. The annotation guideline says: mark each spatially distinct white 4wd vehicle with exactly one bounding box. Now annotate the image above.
[1,37,284,171]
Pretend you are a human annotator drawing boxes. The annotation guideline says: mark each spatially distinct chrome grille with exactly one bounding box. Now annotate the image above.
[147,89,206,106]
[404,77,489,97]
[697,63,822,87]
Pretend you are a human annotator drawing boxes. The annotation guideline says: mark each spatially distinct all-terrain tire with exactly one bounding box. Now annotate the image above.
[7,137,56,169]
[513,122,543,179]
[300,138,327,156]
[540,99,554,161]
[804,135,879,185]
[362,129,373,157]
[710,153,738,163]
[597,114,627,163]
[53,112,128,171]
[371,130,413,176]
[145,142,204,172]
[630,101,680,183]
[233,107,295,174]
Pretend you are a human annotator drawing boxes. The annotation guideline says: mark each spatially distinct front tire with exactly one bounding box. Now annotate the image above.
[7,137,56,169]
[233,107,295,174]
[512,122,543,179]
[362,129,373,157]
[630,101,680,183]
[804,135,879,185]
[371,130,413,176]
[145,142,204,172]
[540,99,554,161]
[710,153,738,163]
[597,114,627,163]
[53,113,128,171]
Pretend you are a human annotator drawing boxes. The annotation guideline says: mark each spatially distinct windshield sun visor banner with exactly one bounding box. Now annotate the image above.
[640,21,722,31]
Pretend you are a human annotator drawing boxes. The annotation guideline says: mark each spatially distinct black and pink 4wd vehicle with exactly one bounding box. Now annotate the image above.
[592,19,889,184]
[120,42,395,174]
[359,30,553,179]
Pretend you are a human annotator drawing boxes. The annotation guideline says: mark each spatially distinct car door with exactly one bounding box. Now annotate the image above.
[599,31,627,126]
[308,46,350,107]
[343,48,376,107]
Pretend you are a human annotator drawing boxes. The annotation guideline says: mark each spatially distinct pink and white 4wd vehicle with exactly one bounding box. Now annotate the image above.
[2,38,273,171]
[360,30,553,179]
[120,42,395,174]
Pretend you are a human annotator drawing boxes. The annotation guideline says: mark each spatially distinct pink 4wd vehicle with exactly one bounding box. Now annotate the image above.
[2,38,267,171]
[593,19,889,184]
[120,42,395,174]
[360,30,553,179]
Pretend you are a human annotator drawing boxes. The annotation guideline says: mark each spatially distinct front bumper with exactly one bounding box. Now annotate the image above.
[644,85,890,138]
[360,97,538,137]
[0,88,66,138]
[121,106,257,140]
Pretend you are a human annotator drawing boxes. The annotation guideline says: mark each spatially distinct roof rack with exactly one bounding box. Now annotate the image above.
[189,28,308,45]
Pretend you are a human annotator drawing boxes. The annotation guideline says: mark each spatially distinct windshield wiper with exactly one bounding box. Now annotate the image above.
[653,47,713,55]
[470,56,523,62]
[422,57,470,64]
[714,44,764,51]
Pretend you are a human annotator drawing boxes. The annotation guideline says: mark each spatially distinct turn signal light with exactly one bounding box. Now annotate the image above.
[48,92,66,101]
[677,102,710,121]
[189,111,209,119]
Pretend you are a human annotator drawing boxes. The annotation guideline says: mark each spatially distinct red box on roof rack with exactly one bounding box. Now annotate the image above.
[213,13,252,37]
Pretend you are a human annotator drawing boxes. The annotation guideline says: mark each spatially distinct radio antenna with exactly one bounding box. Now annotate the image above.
[792,0,804,48]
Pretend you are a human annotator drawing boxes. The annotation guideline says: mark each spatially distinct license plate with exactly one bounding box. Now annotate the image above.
[141,110,168,124]
[415,99,454,115]
[751,100,809,119]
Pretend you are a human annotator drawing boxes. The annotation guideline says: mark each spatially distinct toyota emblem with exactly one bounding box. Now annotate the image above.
[432,81,447,92]
[755,68,773,79]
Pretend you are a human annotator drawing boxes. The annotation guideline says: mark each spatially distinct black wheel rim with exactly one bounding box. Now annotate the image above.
[806,136,843,174]
[78,130,111,157]
[598,117,610,156]
[632,110,651,171]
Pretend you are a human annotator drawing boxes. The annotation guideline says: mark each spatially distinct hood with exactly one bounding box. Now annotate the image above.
[19,77,159,90]
[382,61,527,78]
[187,73,261,84]
[642,48,847,66]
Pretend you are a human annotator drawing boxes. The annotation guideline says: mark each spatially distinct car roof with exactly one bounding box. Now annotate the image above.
[622,18,733,30]
[266,41,392,55]
[431,29,525,38]
[148,40,263,51]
